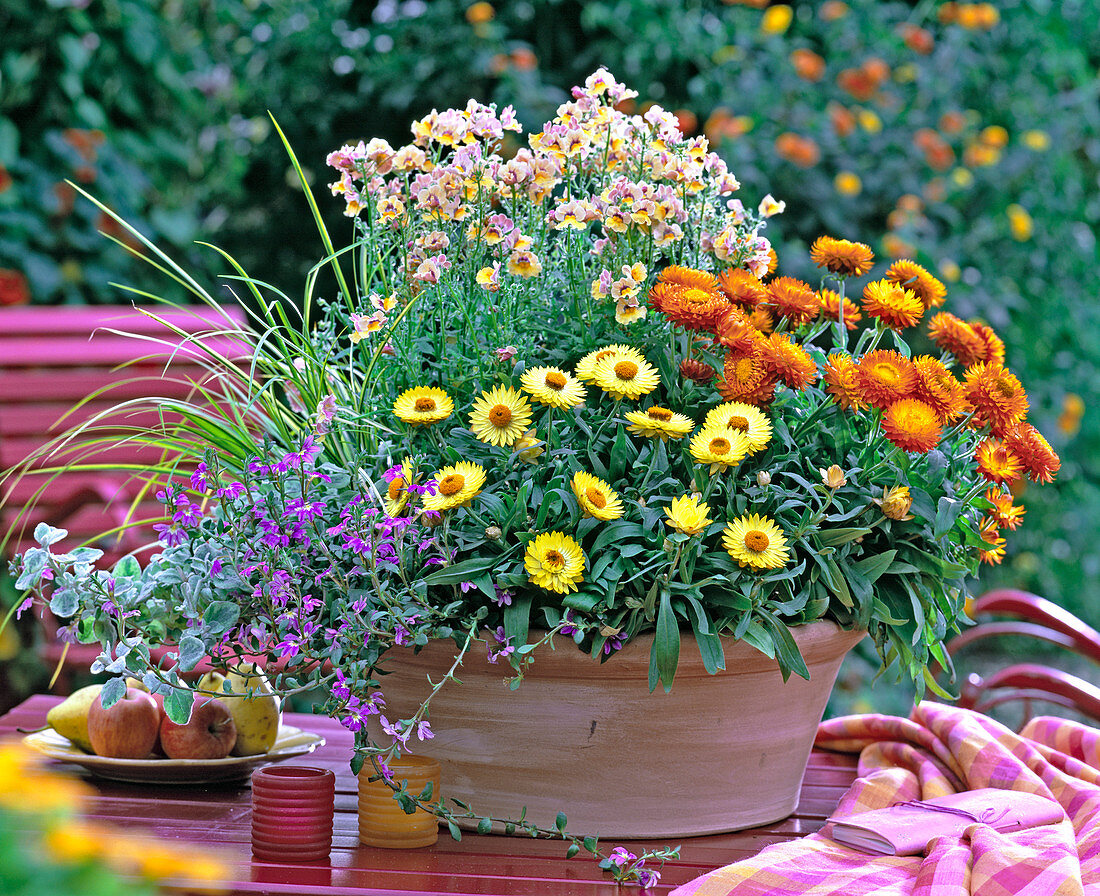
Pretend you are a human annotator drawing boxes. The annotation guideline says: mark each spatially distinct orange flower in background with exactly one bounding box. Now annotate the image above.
[1058,393,1085,436]
[679,358,716,385]
[882,234,917,259]
[984,488,1026,530]
[761,333,818,390]
[767,276,819,325]
[704,108,753,144]
[818,288,862,329]
[898,23,934,54]
[928,311,987,366]
[837,68,877,102]
[938,111,969,135]
[0,164,11,194]
[912,355,969,423]
[52,181,76,217]
[510,47,537,70]
[1005,422,1061,484]
[834,172,862,196]
[810,236,875,277]
[882,398,942,453]
[975,437,1024,484]
[941,2,1000,29]
[862,279,923,330]
[673,108,698,136]
[823,353,865,411]
[862,57,891,84]
[828,102,857,137]
[884,259,946,310]
[466,1,494,24]
[775,133,820,168]
[0,268,31,306]
[854,350,917,408]
[914,128,955,171]
[820,0,848,20]
[791,49,826,82]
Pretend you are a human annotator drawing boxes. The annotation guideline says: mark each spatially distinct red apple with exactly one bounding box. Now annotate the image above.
[87,688,161,759]
[160,696,238,760]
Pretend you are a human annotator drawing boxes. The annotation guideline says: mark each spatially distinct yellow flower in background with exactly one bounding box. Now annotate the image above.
[951,167,974,188]
[939,259,961,282]
[469,385,533,447]
[1022,130,1050,151]
[664,495,713,536]
[1007,204,1033,241]
[690,425,751,473]
[525,531,586,593]
[521,366,587,409]
[834,171,862,196]
[421,461,486,512]
[465,1,494,24]
[760,4,793,34]
[857,109,881,133]
[571,471,625,521]
[703,401,772,454]
[592,354,660,400]
[722,514,790,570]
[384,457,416,517]
[980,125,1009,147]
[624,406,694,440]
[393,386,454,426]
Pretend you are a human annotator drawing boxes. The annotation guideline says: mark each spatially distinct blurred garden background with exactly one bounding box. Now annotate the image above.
[1,0,1098,713]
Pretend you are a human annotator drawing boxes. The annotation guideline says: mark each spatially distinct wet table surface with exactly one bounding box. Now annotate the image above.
[1,694,858,895]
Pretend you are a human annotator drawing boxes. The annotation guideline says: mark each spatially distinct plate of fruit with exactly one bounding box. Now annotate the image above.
[23,666,326,784]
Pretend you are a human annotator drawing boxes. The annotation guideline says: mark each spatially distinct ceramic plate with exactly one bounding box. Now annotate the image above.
[23,724,326,785]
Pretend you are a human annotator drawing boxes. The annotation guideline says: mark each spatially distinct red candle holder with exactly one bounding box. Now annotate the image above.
[251,765,335,863]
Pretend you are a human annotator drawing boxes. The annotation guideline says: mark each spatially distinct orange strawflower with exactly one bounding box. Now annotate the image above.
[767,276,819,325]
[720,344,769,398]
[963,363,1029,435]
[817,288,862,330]
[984,488,1025,530]
[810,236,875,277]
[679,358,716,385]
[760,333,818,390]
[882,399,943,453]
[912,355,969,422]
[884,260,946,310]
[928,311,987,366]
[974,437,1024,484]
[977,517,1006,565]
[712,306,759,353]
[650,280,731,331]
[745,304,775,334]
[1004,422,1060,483]
[656,264,721,292]
[717,268,769,308]
[970,321,1006,367]
[862,279,923,331]
[854,350,917,409]
[823,353,865,411]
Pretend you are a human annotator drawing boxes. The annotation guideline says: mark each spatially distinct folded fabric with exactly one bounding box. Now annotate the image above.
[830,787,1066,855]
[670,703,1100,896]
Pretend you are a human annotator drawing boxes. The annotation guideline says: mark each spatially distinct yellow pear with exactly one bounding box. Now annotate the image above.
[198,664,280,756]
[46,684,103,753]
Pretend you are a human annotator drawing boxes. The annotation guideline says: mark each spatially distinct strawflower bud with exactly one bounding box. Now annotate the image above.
[757,471,772,487]
[875,485,914,520]
[820,465,847,489]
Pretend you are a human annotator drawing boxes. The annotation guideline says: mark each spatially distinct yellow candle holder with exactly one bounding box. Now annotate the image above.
[357,755,441,849]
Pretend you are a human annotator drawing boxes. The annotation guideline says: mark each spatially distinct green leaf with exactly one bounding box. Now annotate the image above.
[821,557,853,608]
[113,555,142,580]
[447,821,463,841]
[503,595,532,645]
[933,497,963,538]
[14,551,48,591]
[422,556,496,586]
[758,612,810,681]
[33,523,68,547]
[818,527,872,547]
[555,811,568,832]
[99,676,127,708]
[477,817,493,835]
[566,843,580,858]
[164,686,194,724]
[178,636,205,671]
[851,550,897,586]
[202,601,240,635]
[653,589,680,692]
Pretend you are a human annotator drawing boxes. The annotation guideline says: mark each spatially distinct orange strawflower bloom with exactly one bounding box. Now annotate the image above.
[882,398,943,453]
[720,344,769,398]
[1004,422,1061,484]
[679,358,716,385]
[984,488,1025,530]
[974,437,1024,484]
[717,268,769,308]
[862,279,923,331]
[712,306,760,353]
[884,260,946,310]
[963,362,1029,435]
[761,333,818,390]
[656,265,720,293]
[928,311,987,367]
[854,350,917,409]
[650,280,731,331]
[823,353,865,411]
[810,236,875,277]
[818,288,862,330]
[912,355,969,422]
[767,276,819,325]
[970,321,1006,367]
[977,517,1006,564]
[745,304,775,334]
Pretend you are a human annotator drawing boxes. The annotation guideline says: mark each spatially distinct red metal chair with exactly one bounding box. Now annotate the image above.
[944,588,1100,728]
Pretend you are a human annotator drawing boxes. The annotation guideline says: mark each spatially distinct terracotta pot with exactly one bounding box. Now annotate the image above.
[374,620,864,838]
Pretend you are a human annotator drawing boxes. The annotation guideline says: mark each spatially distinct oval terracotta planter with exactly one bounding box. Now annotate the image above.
[374,621,865,838]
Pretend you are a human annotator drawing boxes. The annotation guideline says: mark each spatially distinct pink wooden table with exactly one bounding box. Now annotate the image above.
[1,694,858,894]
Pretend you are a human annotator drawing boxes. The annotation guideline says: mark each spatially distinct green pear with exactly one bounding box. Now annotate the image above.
[198,664,280,756]
[46,684,103,753]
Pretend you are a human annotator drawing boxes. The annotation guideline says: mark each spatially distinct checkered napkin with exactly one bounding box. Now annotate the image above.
[670,702,1100,895]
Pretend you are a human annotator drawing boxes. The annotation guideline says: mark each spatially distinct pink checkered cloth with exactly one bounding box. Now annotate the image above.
[671,702,1100,895]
